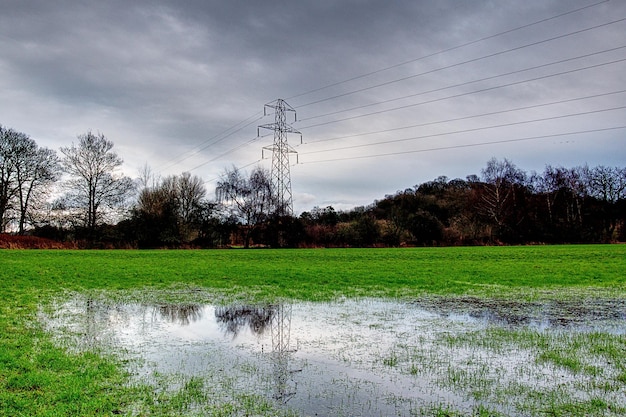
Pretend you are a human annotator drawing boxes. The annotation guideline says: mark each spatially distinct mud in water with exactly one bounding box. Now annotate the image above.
[40,294,626,416]
[411,295,626,331]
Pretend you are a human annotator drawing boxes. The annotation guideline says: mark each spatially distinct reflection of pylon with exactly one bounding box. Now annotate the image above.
[270,303,299,404]
[259,99,302,217]
[271,303,293,353]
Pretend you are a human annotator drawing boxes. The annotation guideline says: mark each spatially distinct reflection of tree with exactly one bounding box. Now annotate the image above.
[157,304,203,325]
[214,305,274,337]
[83,298,127,347]
[85,297,98,347]
[213,303,300,404]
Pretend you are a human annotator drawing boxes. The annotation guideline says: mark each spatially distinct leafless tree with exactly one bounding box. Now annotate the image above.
[583,165,626,204]
[178,172,207,231]
[216,166,275,247]
[60,131,135,234]
[0,126,23,231]
[137,163,159,190]
[479,158,527,239]
[160,172,207,242]
[133,172,208,245]
[582,165,626,240]
[533,165,586,227]
[16,146,60,234]
[0,125,60,233]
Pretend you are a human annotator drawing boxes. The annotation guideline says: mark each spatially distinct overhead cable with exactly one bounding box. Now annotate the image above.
[300,106,626,155]
[303,89,626,145]
[299,45,626,123]
[294,15,626,109]
[286,0,609,102]
[159,112,263,172]
[298,57,626,130]
[299,126,626,164]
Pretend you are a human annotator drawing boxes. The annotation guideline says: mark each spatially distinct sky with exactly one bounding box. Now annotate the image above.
[1,0,625,213]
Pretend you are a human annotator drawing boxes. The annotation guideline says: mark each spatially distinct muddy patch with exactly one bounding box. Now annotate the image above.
[41,294,626,416]
[412,295,626,332]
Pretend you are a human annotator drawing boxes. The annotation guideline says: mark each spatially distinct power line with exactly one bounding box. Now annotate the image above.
[286,0,609,102]
[297,57,626,130]
[187,133,270,173]
[168,1,623,182]
[203,159,263,185]
[159,111,264,172]
[200,68,626,180]
[299,126,626,165]
[294,15,626,109]
[299,45,626,123]
[300,105,626,155]
[302,89,626,145]
[164,2,619,178]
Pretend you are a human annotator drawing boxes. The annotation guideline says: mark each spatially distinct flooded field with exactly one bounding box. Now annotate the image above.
[41,293,626,416]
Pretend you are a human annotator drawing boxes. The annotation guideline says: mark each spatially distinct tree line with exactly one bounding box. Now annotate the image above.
[1,124,624,248]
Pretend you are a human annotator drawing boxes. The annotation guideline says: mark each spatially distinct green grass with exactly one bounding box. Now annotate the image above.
[1,245,625,416]
[3,245,625,300]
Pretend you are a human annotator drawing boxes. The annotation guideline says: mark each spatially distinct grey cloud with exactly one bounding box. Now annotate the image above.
[1,0,624,213]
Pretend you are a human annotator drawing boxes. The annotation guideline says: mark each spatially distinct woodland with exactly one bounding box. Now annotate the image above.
[1,124,624,248]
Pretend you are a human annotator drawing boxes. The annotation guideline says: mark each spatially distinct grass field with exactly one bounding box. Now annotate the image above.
[1,245,625,416]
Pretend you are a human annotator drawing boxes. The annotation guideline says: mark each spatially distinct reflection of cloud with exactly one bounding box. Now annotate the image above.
[214,305,274,337]
[157,304,203,325]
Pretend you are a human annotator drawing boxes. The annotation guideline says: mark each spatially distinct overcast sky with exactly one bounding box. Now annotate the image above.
[1,0,625,213]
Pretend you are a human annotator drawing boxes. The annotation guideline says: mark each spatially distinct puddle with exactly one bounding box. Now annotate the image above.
[41,295,626,416]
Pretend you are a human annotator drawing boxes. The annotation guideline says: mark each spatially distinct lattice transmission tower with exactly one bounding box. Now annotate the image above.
[258,99,301,217]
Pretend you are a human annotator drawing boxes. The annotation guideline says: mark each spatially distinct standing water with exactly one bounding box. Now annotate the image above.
[41,293,626,416]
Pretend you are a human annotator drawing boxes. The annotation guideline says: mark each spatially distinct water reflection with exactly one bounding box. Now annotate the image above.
[84,298,98,348]
[76,299,301,406]
[413,297,626,330]
[83,298,132,348]
[214,303,300,404]
[215,305,274,337]
[43,295,626,417]
[270,304,300,404]
[158,303,203,325]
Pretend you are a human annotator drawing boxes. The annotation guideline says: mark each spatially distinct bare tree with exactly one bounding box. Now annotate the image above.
[60,131,135,235]
[479,158,527,240]
[533,165,588,229]
[178,172,206,226]
[16,145,60,234]
[134,179,179,246]
[0,126,23,231]
[0,125,60,233]
[583,165,626,204]
[216,166,275,248]
[582,165,626,240]
[157,172,207,242]
[137,163,159,190]
[132,172,208,245]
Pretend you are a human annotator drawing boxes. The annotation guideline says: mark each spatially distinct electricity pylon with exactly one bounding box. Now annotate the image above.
[258,99,301,217]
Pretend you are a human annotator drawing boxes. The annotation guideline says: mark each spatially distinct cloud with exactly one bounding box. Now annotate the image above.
[0,0,624,214]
